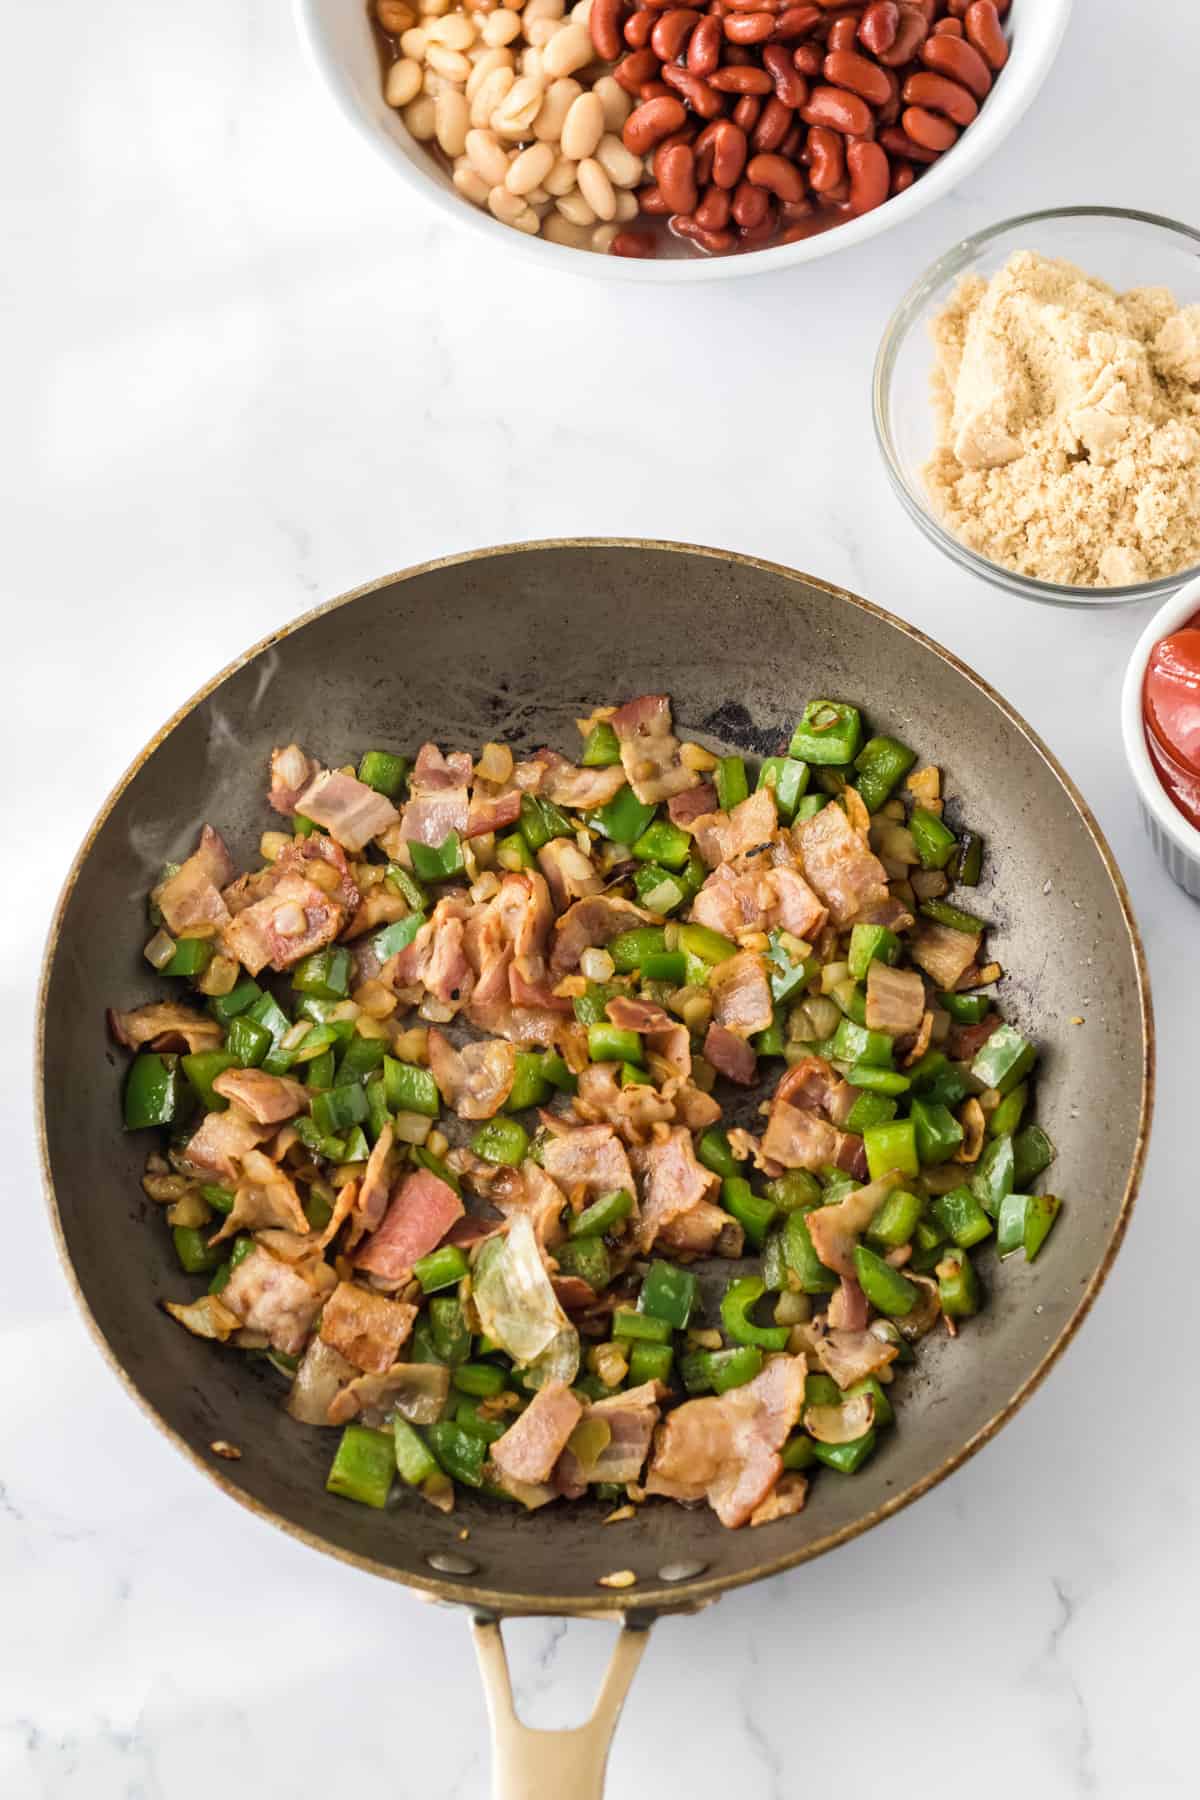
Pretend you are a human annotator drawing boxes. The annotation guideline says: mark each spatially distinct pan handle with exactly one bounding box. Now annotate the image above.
[471,1614,651,1800]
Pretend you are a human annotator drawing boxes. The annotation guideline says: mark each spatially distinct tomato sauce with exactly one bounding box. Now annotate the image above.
[1143,607,1200,832]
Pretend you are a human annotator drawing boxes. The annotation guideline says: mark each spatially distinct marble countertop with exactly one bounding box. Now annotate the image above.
[6,1,1198,1794]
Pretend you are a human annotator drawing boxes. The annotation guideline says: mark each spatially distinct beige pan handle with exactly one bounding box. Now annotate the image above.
[472,1616,651,1799]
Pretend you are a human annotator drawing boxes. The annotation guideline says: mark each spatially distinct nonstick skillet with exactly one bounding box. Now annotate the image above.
[38,540,1152,1797]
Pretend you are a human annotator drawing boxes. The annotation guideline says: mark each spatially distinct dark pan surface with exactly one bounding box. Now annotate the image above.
[38,541,1152,1617]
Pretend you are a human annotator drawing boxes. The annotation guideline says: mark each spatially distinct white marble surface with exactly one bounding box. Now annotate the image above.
[6,1,1199,1794]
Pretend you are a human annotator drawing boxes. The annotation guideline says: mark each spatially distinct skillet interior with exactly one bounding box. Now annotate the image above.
[38,541,1151,1617]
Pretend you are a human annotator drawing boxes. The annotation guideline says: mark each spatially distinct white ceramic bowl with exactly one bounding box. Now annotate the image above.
[294,0,1073,284]
[1120,572,1200,900]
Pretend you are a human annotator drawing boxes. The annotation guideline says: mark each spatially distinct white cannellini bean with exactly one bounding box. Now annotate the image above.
[595,132,642,188]
[487,184,529,224]
[559,90,604,161]
[556,189,595,226]
[520,46,544,82]
[591,222,618,253]
[426,11,476,48]
[505,139,555,195]
[491,74,544,136]
[571,0,592,23]
[470,65,514,126]
[453,164,490,205]
[532,77,580,142]
[465,127,511,186]
[384,58,423,108]
[541,20,592,78]
[543,212,591,248]
[399,26,428,57]
[511,206,541,234]
[592,76,631,132]
[466,47,513,99]
[577,156,616,221]
[426,43,471,81]
[435,87,470,157]
[613,188,638,222]
[481,8,522,46]
[543,153,578,196]
[418,0,451,14]
[523,0,565,20]
[421,67,446,96]
[403,93,437,140]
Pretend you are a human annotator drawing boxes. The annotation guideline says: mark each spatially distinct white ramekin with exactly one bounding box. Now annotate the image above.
[1120,572,1200,900]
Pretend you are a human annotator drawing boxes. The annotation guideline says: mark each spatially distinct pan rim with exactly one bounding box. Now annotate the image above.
[35,537,1155,1617]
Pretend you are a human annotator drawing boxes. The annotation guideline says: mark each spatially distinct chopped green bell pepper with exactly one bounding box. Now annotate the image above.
[639,1260,697,1330]
[470,1118,529,1167]
[372,913,426,963]
[955,830,983,887]
[938,990,991,1024]
[846,1064,911,1095]
[172,1225,224,1275]
[627,1342,674,1386]
[452,1361,508,1398]
[937,1247,980,1317]
[412,1245,469,1294]
[612,1307,673,1345]
[123,1052,183,1131]
[393,1416,440,1488]
[721,1276,790,1350]
[677,922,738,965]
[554,1237,611,1290]
[909,807,958,870]
[409,831,465,882]
[570,1187,633,1239]
[987,1082,1028,1140]
[633,820,692,869]
[831,1017,894,1068]
[813,1429,877,1474]
[844,1374,895,1430]
[680,1345,763,1396]
[581,721,621,766]
[609,927,668,972]
[971,1023,1037,1094]
[845,1090,899,1133]
[642,950,687,983]
[586,786,656,846]
[848,923,900,982]
[292,947,352,1001]
[920,897,986,935]
[632,863,687,915]
[495,830,535,871]
[504,1050,551,1113]
[310,1083,368,1138]
[765,1169,822,1211]
[781,1433,818,1470]
[426,1420,486,1488]
[852,735,916,814]
[1013,1124,1056,1187]
[357,749,408,798]
[384,1056,439,1117]
[757,755,809,821]
[384,864,427,911]
[931,1186,993,1249]
[996,1192,1060,1262]
[161,936,214,979]
[911,1096,964,1165]
[226,1013,272,1068]
[208,976,262,1023]
[721,1177,777,1249]
[863,1118,920,1180]
[789,699,862,766]
[714,755,749,811]
[587,1023,643,1065]
[519,793,573,851]
[181,1050,240,1114]
[854,1244,920,1317]
[867,1186,924,1249]
[429,1296,472,1365]
[782,1206,839,1293]
[327,1425,395,1508]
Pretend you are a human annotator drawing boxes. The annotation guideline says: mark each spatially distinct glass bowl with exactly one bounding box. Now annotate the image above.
[873,206,1200,608]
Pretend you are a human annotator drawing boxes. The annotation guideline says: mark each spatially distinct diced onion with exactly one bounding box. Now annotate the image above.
[144,929,177,971]
[391,1110,432,1145]
[580,947,615,983]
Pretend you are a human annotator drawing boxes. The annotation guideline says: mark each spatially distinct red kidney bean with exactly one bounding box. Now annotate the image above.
[722,44,754,64]
[670,215,737,251]
[827,14,862,53]
[637,182,672,212]
[624,11,655,46]
[656,141,700,211]
[900,104,958,151]
[610,230,657,256]
[623,94,689,152]
[731,94,762,129]
[615,48,660,93]
[846,137,888,212]
[779,194,813,221]
[772,4,823,39]
[804,122,845,189]
[964,0,1008,68]
[779,119,802,157]
[933,16,964,35]
[921,30,991,96]
[738,209,779,246]
[875,3,927,65]
[753,96,794,151]
[763,42,809,105]
[823,47,893,105]
[711,117,749,185]
[724,0,776,11]
[662,62,726,115]
[710,63,774,93]
[800,83,873,134]
[640,80,675,99]
[652,8,701,60]
[694,118,721,180]
[890,156,915,193]
[857,0,898,54]
[694,182,732,229]
[902,69,977,125]
[731,178,770,226]
[791,42,822,74]
[590,0,625,61]
[746,150,806,201]
[878,121,939,162]
[688,14,723,73]
[724,13,777,45]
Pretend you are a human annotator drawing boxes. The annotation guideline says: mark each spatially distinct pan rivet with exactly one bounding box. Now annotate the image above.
[658,1559,708,1583]
[427,1551,479,1577]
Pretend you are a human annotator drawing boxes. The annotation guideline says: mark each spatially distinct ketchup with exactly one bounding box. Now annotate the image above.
[1143,607,1200,832]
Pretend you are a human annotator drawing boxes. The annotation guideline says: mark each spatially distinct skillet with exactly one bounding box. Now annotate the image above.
[37,539,1153,1796]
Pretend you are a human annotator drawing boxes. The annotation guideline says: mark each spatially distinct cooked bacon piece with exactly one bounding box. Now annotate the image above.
[865,962,926,1038]
[672,1083,723,1131]
[814,1327,899,1389]
[542,1122,635,1207]
[645,1357,807,1528]
[210,1069,309,1125]
[155,825,235,935]
[221,1245,333,1355]
[355,1168,464,1281]
[464,789,522,839]
[537,838,602,911]
[691,789,778,869]
[541,762,628,811]
[286,1336,357,1423]
[293,770,400,854]
[657,1197,743,1259]
[318,1280,417,1375]
[805,1170,901,1278]
[549,894,656,976]
[492,1380,583,1485]
[668,781,718,827]
[397,743,472,847]
[210,1148,309,1243]
[342,888,409,942]
[794,802,889,925]
[276,834,361,913]
[850,893,915,932]
[163,1294,240,1342]
[690,862,826,941]
[495,1161,569,1252]
[182,1105,274,1182]
[909,920,982,990]
[704,1023,756,1086]
[777,1056,839,1115]
[269,744,319,816]
[555,1381,663,1491]
[827,1274,869,1331]
[326,1359,451,1428]
[220,873,343,977]
[610,693,699,804]
[709,951,773,1037]
[948,1013,998,1061]
[387,894,474,1009]
[749,1471,809,1526]
[574,1063,675,1141]
[605,995,691,1084]
[761,1102,840,1171]
[354,1123,396,1241]
[632,1126,719,1253]
[107,1002,222,1054]
[427,1030,515,1119]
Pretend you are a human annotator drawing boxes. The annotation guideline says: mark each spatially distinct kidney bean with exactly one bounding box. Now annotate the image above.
[902,70,977,126]
[772,4,823,39]
[792,42,822,74]
[652,8,701,60]
[763,43,808,106]
[624,11,654,46]
[623,94,688,152]
[710,63,774,93]
[964,0,1008,69]
[724,12,777,45]
[875,3,927,66]
[779,194,813,222]
[738,208,779,246]
[725,0,776,11]
[711,117,749,185]
[640,80,676,99]
[827,14,862,53]
[900,104,957,151]
[857,0,898,54]
[731,178,770,226]
[890,156,915,193]
[933,16,964,35]
[845,136,888,212]
[722,44,754,65]
[590,0,626,63]
[688,14,723,73]
[637,181,671,212]
[921,30,991,97]
[659,63,722,115]
[615,49,661,94]
[800,84,873,134]
[694,118,721,179]
[610,229,657,256]
[779,120,802,157]
[804,122,845,190]
[731,94,762,129]
[878,121,938,162]
[656,141,700,211]
[746,151,806,201]
[695,182,732,229]
[823,48,893,106]
[752,96,794,152]
[670,214,737,251]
